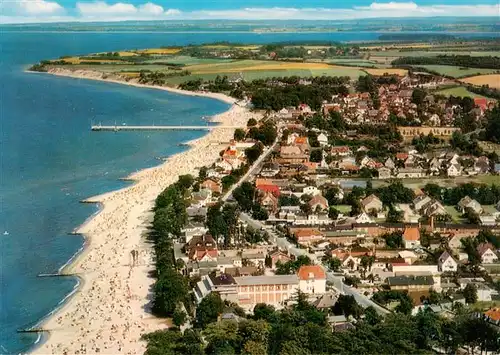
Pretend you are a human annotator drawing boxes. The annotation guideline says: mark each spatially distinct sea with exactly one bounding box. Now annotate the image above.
[0,30,498,354]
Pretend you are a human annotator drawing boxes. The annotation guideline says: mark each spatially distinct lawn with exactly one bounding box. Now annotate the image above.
[483,205,498,215]
[416,65,499,78]
[475,175,500,185]
[435,86,488,99]
[333,205,352,214]
[460,74,500,89]
[444,206,464,223]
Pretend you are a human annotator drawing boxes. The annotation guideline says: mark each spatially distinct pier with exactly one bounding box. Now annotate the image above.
[91,125,243,132]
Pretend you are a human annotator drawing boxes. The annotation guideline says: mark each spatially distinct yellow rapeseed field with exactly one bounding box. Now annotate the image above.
[460,74,500,89]
[138,48,181,54]
[117,51,138,57]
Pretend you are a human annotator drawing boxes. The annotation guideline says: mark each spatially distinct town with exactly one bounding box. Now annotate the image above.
[148,70,500,354]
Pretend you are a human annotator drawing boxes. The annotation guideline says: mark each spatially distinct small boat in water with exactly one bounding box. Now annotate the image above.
[3,231,9,235]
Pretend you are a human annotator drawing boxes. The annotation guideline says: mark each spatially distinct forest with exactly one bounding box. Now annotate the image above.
[392,55,500,69]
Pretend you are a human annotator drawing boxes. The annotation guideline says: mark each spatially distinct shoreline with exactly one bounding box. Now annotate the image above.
[30,68,260,355]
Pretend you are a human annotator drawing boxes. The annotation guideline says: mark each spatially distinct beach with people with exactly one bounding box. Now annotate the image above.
[32,68,260,354]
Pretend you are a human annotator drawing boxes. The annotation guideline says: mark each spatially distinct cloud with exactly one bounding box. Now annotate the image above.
[76,1,179,19]
[138,2,164,16]
[14,0,64,15]
[193,3,499,19]
[77,1,138,16]
[1,2,499,23]
[362,2,419,10]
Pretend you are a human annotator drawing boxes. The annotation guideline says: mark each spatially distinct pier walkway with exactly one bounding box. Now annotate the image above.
[91,125,244,131]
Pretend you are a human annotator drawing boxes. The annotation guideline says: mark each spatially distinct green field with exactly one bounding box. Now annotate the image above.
[476,175,500,185]
[416,65,499,78]
[435,86,488,99]
[323,59,384,68]
[162,66,367,84]
[333,205,352,214]
[444,206,465,223]
[144,56,233,66]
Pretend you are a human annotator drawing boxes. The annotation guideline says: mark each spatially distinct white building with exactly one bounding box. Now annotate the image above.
[478,244,499,264]
[317,133,329,147]
[438,251,458,272]
[298,265,327,294]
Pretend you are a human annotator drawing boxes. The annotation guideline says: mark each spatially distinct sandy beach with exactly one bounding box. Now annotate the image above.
[32,68,260,355]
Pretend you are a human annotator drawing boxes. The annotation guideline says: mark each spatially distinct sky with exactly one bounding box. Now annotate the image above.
[1,0,499,24]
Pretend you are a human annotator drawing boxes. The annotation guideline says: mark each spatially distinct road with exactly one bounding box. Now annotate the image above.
[222,131,389,315]
[221,137,280,202]
[239,212,390,315]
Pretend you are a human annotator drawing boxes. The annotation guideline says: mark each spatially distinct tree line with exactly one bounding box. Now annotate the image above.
[393,55,500,69]
[143,290,500,355]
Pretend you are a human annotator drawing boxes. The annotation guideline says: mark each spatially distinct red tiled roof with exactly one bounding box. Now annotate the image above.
[396,153,409,160]
[403,227,420,241]
[474,98,488,109]
[331,146,351,153]
[294,137,308,144]
[257,184,280,197]
[485,308,500,321]
[298,265,326,280]
[255,178,274,187]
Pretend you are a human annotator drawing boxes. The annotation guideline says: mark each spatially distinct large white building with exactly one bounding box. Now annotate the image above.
[194,265,327,308]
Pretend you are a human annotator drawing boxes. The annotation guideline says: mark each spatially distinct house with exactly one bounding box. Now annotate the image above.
[477,243,498,264]
[314,292,338,310]
[257,184,280,197]
[480,215,496,226]
[260,162,280,177]
[447,234,472,250]
[291,228,324,246]
[396,168,426,179]
[201,179,222,194]
[387,275,434,291]
[183,222,208,244]
[241,250,267,267]
[447,164,462,177]
[298,265,327,294]
[317,133,329,147]
[355,212,374,224]
[475,156,490,174]
[421,200,448,217]
[457,196,483,215]
[331,146,352,157]
[438,251,458,272]
[280,146,308,163]
[260,191,279,214]
[413,195,432,212]
[303,186,321,196]
[361,194,383,213]
[269,250,291,268]
[384,157,396,169]
[308,195,329,212]
[187,234,218,261]
[378,166,392,179]
[402,227,421,249]
[191,189,213,208]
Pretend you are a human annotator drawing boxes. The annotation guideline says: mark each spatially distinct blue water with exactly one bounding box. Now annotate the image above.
[1,30,499,354]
